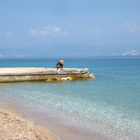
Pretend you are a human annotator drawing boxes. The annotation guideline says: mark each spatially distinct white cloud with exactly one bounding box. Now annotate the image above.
[121,50,140,56]
[5,33,12,37]
[30,25,67,37]
[115,22,140,34]
[52,26,61,33]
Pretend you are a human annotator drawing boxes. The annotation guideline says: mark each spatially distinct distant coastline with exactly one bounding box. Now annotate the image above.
[0,55,140,60]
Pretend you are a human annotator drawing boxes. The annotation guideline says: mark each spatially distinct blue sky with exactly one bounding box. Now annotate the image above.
[0,0,140,58]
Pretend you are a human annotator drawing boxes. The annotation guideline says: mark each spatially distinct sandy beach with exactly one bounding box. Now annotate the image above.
[0,105,109,140]
[0,107,57,140]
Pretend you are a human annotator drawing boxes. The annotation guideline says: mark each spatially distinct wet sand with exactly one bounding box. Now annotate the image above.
[0,107,57,140]
[12,105,111,140]
[0,105,111,140]
[0,93,112,140]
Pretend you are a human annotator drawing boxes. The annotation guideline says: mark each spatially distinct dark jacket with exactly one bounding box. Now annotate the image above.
[56,62,63,69]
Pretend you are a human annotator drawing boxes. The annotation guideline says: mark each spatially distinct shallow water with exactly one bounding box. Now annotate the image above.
[0,57,140,140]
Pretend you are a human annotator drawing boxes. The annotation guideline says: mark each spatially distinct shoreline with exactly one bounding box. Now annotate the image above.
[0,103,110,140]
[0,106,58,140]
[0,91,112,140]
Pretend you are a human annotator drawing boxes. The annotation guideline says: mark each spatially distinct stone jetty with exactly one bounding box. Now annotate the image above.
[0,67,95,82]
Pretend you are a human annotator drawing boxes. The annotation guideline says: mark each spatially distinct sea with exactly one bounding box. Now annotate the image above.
[0,57,140,140]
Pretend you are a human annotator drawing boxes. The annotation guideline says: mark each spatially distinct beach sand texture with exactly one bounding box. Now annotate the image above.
[0,107,57,140]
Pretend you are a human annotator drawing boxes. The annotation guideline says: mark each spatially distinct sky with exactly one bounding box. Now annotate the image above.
[0,0,140,58]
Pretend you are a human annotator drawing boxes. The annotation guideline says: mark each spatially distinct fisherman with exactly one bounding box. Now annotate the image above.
[56,60,64,70]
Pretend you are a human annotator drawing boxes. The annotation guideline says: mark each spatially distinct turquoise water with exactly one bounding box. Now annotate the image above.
[0,57,140,140]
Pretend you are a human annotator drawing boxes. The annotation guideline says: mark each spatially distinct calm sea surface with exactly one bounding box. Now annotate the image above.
[0,57,140,140]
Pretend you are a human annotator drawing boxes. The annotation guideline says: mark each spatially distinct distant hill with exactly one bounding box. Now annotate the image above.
[0,44,140,58]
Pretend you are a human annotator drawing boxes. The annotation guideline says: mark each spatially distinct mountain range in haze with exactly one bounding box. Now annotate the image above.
[0,44,140,59]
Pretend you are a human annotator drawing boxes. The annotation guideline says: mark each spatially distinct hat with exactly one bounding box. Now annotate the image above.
[60,60,64,64]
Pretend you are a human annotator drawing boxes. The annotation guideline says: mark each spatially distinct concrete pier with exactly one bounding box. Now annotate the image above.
[0,67,95,82]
